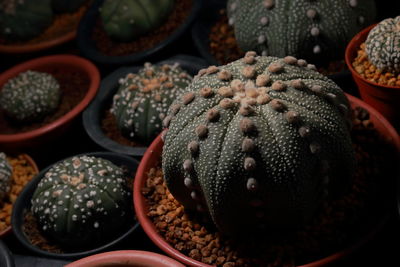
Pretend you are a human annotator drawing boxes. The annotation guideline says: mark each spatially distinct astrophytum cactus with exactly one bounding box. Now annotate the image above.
[31,155,132,247]
[365,16,400,74]
[99,0,174,42]
[162,52,356,236]
[0,0,53,41]
[0,70,61,123]
[0,153,12,206]
[226,0,376,63]
[111,63,192,144]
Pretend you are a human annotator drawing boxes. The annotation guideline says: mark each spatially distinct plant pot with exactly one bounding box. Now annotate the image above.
[0,4,89,54]
[77,0,202,66]
[65,250,185,267]
[0,153,39,238]
[345,24,400,131]
[134,94,400,267]
[82,55,208,157]
[0,240,14,267]
[0,54,100,152]
[11,152,140,260]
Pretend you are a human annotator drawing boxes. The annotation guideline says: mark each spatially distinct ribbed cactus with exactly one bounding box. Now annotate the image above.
[31,155,132,247]
[162,52,356,236]
[111,63,192,144]
[227,0,376,63]
[0,70,61,123]
[99,0,174,42]
[0,153,12,206]
[51,0,87,13]
[365,16,400,74]
[0,0,53,41]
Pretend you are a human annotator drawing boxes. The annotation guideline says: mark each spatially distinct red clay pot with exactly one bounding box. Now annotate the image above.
[0,55,100,152]
[133,94,400,267]
[345,23,400,131]
[65,250,185,267]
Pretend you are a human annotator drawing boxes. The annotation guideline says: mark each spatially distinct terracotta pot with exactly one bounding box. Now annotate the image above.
[0,153,39,238]
[134,94,400,267]
[345,24,400,131]
[65,250,185,267]
[0,54,100,152]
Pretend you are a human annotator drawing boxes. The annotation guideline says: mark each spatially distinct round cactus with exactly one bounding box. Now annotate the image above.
[99,0,174,42]
[226,0,376,63]
[51,0,87,13]
[0,153,12,206]
[0,0,53,41]
[110,63,192,144]
[0,70,61,123]
[365,16,400,74]
[31,155,132,247]
[162,52,356,236]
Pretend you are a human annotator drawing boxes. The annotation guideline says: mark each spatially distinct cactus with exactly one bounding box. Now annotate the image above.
[0,70,61,123]
[31,155,132,247]
[0,153,12,205]
[51,0,87,13]
[365,16,400,74]
[99,0,174,42]
[226,0,376,63]
[111,63,192,144]
[162,52,356,236]
[0,0,53,41]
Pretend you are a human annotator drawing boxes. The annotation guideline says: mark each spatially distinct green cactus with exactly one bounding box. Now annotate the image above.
[51,0,87,13]
[226,0,376,63]
[31,155,132,247]
[99,0,174,42]
[0,153,12,206]
[162,52,356,236]
[365,16,400,74]
[0,0,53,41]
[0,70,61,123]
[111,63,192,144]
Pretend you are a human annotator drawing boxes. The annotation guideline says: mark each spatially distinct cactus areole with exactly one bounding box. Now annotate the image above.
[31,156,132,247]
[227,0,376,63]
[0,152,12,205]
[365,16,400,74]
[162,53,356,237]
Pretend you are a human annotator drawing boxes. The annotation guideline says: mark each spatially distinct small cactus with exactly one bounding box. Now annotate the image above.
[0,0,53,41]
[0,153,12,206]
[31,155,132,247]
[365,16,400,74]
[111,62,192,144]
[227,0,376,63]
[162,52,356,236]
[99,0,174,42]
[51,0,87,13]
[0,70,61,123]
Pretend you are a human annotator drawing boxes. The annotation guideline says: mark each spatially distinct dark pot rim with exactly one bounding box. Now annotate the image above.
[11,151,140,260]
[77,0,202,66]
[134,94,400,267]
[0,240,15,267]
[82,54,208,157]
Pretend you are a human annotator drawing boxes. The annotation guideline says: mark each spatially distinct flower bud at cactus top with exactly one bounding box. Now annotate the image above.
[99,0,174,42]
[162,53,356,237]
[31,155,132,247]
[0,70,61,123]
[227,0,376,63]
[110,62,192,144]
[51,0,87,13]
[0,0,53,41]
[365,16,400,74]
[0,152,12,206]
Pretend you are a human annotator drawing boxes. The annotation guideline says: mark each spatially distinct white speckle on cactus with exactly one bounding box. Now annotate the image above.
[260,16,269,26]
[258,35,266,44]
[313,45,321,54]
[184,177,193,188]
[311,27,320,37]
[190,191,198,200]
[228,17,234,26]
[246,178,258,191]
[94,222,99,228]
[299,126,311,138]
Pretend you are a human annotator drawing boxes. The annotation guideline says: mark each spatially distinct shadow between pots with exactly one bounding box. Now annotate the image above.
[0,240,14,267]
[11,152,140,260]
[82,55,208,157]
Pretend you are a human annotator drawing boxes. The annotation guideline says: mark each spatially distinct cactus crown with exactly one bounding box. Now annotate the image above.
[162,52,355,236]
[365,16,400,74]
[111,62,192,144]
[31,155,132,247]
[0,152,12,204]
[0,70,61,123]
[227,0,375,63]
